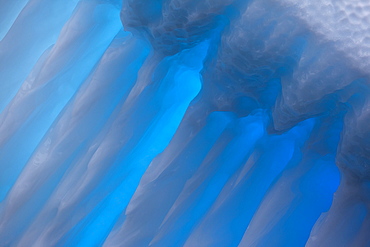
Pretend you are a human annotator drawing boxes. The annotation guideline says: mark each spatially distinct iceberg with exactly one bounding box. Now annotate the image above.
[0,0,369,246]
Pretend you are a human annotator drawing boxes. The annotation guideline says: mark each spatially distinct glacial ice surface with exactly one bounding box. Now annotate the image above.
[0,0,369,246]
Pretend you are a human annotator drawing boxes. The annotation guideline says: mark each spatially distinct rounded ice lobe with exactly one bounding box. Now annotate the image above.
[120,0,234,54]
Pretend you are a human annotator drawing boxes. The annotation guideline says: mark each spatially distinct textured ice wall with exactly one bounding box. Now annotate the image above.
[0,0,369,246]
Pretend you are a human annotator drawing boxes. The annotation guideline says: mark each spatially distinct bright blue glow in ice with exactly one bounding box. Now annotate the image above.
[0,0,369,246]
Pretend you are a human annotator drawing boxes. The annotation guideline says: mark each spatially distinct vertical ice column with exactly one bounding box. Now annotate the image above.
[0,0,79,112]
[0,0,123,202]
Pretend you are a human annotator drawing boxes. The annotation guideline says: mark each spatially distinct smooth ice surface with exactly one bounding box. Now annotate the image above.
[0,0,369,246]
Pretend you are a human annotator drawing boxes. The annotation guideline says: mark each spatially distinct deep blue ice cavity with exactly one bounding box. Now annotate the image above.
[0,0,369,246]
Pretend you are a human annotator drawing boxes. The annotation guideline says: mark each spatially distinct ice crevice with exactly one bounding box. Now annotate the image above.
[0,0,369,246]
